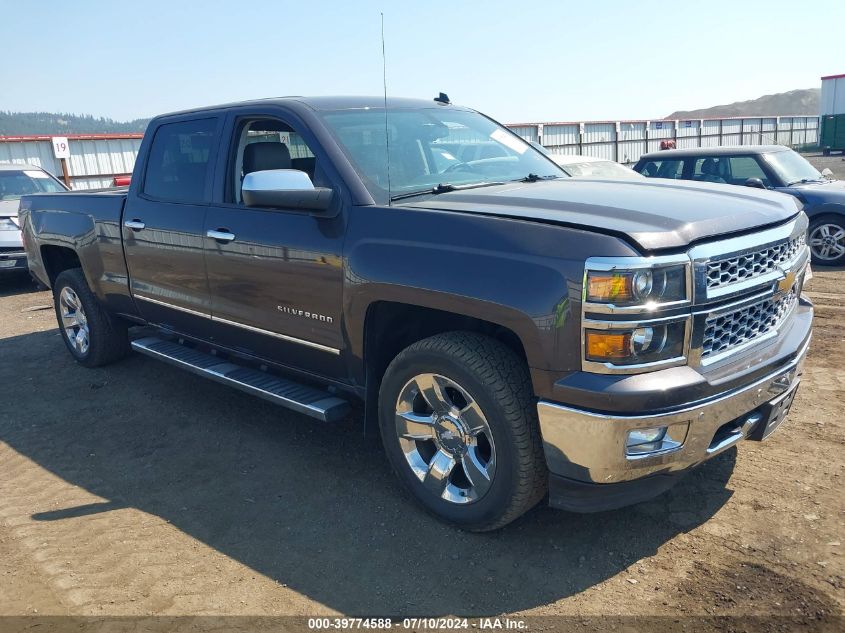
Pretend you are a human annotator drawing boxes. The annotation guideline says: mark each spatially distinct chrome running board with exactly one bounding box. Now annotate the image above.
[130,336,350,422]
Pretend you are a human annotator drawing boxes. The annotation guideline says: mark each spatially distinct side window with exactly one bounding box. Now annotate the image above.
[726,156,770,186]
[230,118,320,204]
[143,118,216,203]
[692,157,728,184]
[640,159,683,179]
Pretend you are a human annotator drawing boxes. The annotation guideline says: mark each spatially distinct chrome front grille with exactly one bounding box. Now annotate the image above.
[706,233,806,291]
[702,290,797,359]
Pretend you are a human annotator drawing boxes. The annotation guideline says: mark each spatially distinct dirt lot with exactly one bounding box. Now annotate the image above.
[1,160,843,628]
[1,273,843,625]
[802,151,845,180]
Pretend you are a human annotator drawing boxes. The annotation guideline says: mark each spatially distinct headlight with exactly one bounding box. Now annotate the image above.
[582,255,692,374]
[585,264,687,307]
[0,217,19,231]
[584,321,686,366]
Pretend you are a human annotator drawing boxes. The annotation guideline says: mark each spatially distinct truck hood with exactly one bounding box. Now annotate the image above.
[403,178,801,251]
[0,199,19,218]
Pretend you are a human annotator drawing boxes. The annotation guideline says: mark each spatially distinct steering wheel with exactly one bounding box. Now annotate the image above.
[442,161,479,175]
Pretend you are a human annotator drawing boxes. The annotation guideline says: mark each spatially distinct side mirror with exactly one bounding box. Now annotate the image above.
[242,169,333,212]
[744,177,766,189]
[821,167,834,179]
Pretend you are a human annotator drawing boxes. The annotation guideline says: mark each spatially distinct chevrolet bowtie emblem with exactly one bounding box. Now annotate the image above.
[776,268,796,294]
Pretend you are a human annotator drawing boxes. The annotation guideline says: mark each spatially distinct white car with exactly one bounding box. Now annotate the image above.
[0,164,68,273]
[551,154,642,179]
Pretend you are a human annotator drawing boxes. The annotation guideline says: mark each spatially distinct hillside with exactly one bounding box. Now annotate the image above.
[0,111,149,136]
[666,88,819,119]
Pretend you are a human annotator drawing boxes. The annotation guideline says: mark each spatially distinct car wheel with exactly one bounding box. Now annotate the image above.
[378,332,547,531]
[808,216,845,266]
[53,268,130,368]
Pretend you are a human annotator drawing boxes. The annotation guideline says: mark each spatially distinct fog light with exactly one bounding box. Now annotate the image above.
[627,426,667,449]
[626,423,689,458]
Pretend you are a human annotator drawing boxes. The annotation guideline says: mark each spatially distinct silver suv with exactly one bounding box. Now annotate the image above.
[0,164,68,273]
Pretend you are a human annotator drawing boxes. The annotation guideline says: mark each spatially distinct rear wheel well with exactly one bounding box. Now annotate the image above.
[362,301,529,434]
[41,246,81,285]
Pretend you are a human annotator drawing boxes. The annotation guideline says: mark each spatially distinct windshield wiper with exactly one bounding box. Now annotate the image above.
[515,173,561,183]
[786,178,825,186]
[389,181,505,202]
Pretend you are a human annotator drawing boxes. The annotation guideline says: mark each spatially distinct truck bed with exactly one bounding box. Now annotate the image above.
[19,189,130,312]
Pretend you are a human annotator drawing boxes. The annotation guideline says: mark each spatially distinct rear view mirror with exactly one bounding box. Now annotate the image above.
[744,177,766,189]
[242,169,333,212]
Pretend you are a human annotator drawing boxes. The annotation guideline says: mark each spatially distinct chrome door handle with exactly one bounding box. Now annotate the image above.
[124,220,146,231]
[207,229,236,243]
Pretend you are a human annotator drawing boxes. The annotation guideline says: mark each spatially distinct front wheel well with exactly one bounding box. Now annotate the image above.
[808,211,845,226]
[361,301,529,434]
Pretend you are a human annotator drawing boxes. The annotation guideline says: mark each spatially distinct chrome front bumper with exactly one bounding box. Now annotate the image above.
[537,335,810,485]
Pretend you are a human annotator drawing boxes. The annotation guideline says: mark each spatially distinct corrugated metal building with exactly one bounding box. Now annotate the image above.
[820,73,845,153]
[0,133,142,189]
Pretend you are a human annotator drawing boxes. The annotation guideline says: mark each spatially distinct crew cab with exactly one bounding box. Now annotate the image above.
[634,146,845,265]
[19,97,813,531]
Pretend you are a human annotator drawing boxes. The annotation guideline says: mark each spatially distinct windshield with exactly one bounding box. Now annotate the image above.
[0,169,66,201]
[560,160,641,179]
[762,150,822,185]
[319,107,566,203]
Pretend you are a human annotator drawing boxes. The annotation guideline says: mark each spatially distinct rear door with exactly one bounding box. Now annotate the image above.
[202,109,347,378]
[123,116,221,335]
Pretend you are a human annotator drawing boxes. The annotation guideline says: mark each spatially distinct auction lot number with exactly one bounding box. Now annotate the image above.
[308,618,470,630]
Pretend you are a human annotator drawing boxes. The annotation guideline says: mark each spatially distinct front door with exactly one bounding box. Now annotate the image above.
[203,113,346,378]
[123,116,220,335]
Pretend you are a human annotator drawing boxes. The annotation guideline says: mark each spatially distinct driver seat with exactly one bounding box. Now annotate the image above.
[243,142,292,176]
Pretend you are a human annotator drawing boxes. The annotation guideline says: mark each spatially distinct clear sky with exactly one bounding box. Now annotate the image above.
[2,0,843,123]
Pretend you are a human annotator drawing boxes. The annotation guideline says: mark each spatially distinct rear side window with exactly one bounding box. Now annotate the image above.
[639,159,683,179]
[143,118,216,203]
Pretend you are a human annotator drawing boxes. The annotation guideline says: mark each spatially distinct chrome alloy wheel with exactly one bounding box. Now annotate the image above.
[59,287,90,355]
[395,373,496,504]
[809,223,845,262]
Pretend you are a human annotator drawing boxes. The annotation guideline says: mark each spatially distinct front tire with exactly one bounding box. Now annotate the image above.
[378,332,547,531]
[808,215,845,266]
[53,268,130,367]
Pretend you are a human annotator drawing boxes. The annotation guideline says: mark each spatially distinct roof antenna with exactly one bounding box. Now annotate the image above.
[381,12,392,206]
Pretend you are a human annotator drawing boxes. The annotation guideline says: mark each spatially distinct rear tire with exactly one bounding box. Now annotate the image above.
[378,332,547,531]
[53,268,130,368]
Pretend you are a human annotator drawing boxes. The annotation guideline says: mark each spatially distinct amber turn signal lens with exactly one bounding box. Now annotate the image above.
[585,331,631,360]
[587,274,633,302]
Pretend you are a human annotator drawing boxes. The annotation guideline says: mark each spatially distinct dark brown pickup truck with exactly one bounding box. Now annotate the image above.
[19,96,813,530]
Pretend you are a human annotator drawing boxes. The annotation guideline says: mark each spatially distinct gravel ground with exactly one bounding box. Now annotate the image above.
[0,202,843,628]
[803,152,845,180]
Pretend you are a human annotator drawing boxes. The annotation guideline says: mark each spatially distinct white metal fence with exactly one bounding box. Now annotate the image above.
[0,134,142,190]
[0,115,822,189]
[506,116,820,164]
